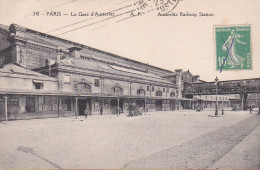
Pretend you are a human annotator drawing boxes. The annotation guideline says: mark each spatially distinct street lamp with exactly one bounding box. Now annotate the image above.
[215,76,219,116]
[222,97,224,115]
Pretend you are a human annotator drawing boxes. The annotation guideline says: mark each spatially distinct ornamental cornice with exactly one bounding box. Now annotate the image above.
[26,42,57,54]
[57,67,178,88]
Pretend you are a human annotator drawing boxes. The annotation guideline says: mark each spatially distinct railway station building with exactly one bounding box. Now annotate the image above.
[0,23,205,120]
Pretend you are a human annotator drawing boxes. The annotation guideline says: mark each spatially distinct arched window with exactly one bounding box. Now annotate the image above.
[77,82,91,92]
[156,91,162,96]
[112,86,123,95]
[170,92,175,97]
[137,89,145,96]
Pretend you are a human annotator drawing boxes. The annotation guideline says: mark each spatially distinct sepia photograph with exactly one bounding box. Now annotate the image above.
[0,0,259,169]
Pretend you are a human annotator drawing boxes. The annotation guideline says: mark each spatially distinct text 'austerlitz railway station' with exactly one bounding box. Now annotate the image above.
[0,24,259,120]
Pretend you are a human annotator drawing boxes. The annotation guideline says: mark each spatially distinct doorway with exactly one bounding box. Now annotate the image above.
[78,99,91,115]
[110,98,123,114]
[170,101,175,111]
[136,99,145,112]
[155,100,162,111]
[26,97,35,112]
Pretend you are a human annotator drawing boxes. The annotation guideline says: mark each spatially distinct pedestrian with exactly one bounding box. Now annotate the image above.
[250,105,252,114]
[100,105,103,115]
[84,110,88,119]
[85,106,89,119]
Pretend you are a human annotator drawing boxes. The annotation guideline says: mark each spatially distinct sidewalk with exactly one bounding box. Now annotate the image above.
[211,122,260,169]
[0,110,175,127]
[0,110,254,127]
[123,115,260,169]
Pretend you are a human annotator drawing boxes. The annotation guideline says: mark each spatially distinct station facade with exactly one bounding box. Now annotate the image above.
[3,24,256,120]
[1,24,206,120]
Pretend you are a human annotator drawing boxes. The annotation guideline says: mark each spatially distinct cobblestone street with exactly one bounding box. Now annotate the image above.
[0,110,259,169]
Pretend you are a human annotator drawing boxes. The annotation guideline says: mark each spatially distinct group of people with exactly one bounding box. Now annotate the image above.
[249,105,260,114]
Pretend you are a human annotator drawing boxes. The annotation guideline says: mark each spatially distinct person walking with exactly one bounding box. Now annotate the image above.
[250,105,252,114]
[84,108,88,119]
[85,106,89,119]
[100,105,103,115]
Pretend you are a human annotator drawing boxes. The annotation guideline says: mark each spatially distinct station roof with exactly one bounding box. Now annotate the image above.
[7,23,173,75]
[0,63,57,82]
[57,58,175,86]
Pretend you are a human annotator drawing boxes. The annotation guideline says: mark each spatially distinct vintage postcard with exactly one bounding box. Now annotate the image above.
[0,0,259,169]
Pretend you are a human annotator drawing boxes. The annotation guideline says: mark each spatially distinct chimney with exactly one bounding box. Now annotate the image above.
[193,75,200,83]
[174,69,183,73]
[56,48,62,63]
[174,69,183,98]
[69,47,82,59]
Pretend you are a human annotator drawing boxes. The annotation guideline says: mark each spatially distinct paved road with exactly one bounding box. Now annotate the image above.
[123,115,260,169]
[0,111,259,169]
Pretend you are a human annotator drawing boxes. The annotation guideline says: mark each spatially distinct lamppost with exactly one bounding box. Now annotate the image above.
[215,76,219,116]
[222,97,224,115]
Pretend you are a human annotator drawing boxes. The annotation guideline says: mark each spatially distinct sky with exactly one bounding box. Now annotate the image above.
[0,0,259,82]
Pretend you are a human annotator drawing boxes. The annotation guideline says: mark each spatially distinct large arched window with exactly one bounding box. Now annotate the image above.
[156,91,162,96]
[112,86,123,95]
[74,81,91,92]
[170,92,175,98]
[77,82,91,92]
[137,89,145,96]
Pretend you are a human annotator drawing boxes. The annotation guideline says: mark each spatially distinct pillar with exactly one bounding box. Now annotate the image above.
[75,97,78,118]
[57,96,60,117]
[144,98,147,113]
[241,93,244,110]
[4,96,8,122]
[117,98,120,116]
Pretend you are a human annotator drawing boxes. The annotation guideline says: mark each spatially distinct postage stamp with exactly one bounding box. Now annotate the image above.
[215,25,251,72]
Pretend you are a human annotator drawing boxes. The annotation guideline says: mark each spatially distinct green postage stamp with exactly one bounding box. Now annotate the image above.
[215,25,251,72]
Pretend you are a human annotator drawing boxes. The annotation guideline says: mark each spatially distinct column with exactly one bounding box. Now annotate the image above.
[241,93,244,110]
[117,98,120,116]
[57,96,60,117]
[144,98,147,113]
[75,97,78,118]
[4,96,8,122]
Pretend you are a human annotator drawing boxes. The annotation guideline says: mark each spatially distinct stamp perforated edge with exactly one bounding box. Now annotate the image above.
[213,24,253,72]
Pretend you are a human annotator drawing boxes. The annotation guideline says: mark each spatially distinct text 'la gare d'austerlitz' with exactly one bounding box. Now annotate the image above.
[32,11,115,17]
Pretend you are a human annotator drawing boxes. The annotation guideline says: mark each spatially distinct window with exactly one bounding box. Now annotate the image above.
[74,81,77,88]
[152,86,154,92]
[112,86,123,95]
[65,98,72,111]
[156,91,162,96]
[147,86,150,91]
[78,83,91,92]
[137,89,145,96]
[170,92,175,97]
[53,104,58,111]
[39,96,44,103]
[64,75,71,84]
[94,79,100,87]
[34,82,43,89]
